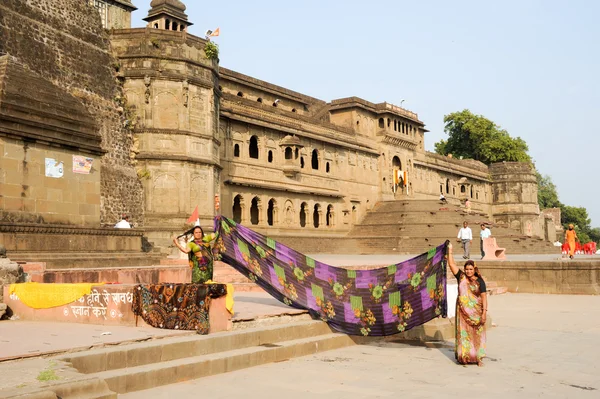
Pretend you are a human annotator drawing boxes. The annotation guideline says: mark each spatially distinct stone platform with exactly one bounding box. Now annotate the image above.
[3,284,232,334]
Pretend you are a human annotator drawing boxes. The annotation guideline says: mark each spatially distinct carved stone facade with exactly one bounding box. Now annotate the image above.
[0,0,548,256]
[102,1,548,251]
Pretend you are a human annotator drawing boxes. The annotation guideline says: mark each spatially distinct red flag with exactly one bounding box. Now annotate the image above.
[187,206,199,224]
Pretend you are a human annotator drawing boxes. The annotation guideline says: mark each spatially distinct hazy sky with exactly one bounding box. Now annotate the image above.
[133,0,599,226]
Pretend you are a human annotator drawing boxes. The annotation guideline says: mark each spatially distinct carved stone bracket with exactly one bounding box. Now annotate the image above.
[144,75,152,104]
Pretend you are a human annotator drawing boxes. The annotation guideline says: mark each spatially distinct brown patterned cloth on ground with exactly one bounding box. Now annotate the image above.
[132,283,227,334]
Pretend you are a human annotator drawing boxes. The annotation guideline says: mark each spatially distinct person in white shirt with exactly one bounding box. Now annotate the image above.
[479,224,492,259]
[439,193,447,204]
[457,221,473,259]
[114,215,131,229]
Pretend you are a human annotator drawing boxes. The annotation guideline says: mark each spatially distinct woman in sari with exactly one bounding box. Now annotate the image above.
[173,226,215,283]
[565,224,578,259]
[447,244,488,366]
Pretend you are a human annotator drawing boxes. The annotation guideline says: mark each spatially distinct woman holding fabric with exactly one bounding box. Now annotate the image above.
[447,243,488,366]
[173,226,215,283]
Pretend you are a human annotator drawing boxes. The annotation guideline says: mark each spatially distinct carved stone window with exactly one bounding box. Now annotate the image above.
[311,149,319,170]
[233,195,244,223]
[285,147,293,160]
[299,202,308,227]
[234,144,240,158]
[267,199,277,226]
[249,136,259,159]
[268,150,273,163]
[250,197,260,225]
[313,204,321,228]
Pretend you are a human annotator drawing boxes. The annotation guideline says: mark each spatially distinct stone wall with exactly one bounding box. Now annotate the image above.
[479,260,600,295]
[0,0,144,227]
[0,137,101,225]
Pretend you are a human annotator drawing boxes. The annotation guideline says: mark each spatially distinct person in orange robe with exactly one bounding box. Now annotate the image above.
[565,224,578,259]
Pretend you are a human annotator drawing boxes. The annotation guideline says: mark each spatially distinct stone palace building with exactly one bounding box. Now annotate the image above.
[0,0,552,256]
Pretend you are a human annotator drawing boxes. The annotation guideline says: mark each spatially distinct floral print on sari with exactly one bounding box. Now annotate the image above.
[455,272,486,364]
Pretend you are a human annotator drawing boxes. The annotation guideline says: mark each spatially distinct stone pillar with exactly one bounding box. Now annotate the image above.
[490,162,542,238]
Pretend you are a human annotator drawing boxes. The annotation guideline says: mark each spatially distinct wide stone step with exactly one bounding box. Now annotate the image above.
[24,265,190,284]
[60,321,350,394]
[9,252,165,269]
[96,333,353,394]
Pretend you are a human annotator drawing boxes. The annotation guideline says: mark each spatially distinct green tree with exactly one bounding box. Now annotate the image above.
[434,109,531,164]
[536,172,562,209]
[561,205,593,243]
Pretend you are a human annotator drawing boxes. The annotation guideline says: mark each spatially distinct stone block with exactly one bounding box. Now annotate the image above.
[0,183,24,198]
[3,197,23,211]
[86,193,101,205]
[79,203,97,216]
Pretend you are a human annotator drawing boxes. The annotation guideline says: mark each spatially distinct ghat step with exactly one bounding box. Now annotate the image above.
[60,320,354,395]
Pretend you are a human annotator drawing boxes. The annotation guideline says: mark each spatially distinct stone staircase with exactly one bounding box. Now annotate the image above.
[58,320,354,397]
[276,200,559,255]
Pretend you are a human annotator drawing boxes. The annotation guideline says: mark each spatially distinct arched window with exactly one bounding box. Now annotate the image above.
[257,97,263,103]
[392,156,401,169]
[326,205,334,227]
[313,204,321,228]
[461,185,466,194]
[440,184,443,193]
[300,157,305,168]
[250,197,260,225]
[378,118,384,128]
[295,148,299,159]
[268,150,273,163]
[267,199,276,226]
[446,179,450,194]
[285,147,293,160]
[153,23,159,29]
[476,192,479,200]
[233,195,243,223]
[300,202,307,227]
[311,149,319,170]
[326,162,330,173]
[165,19,171,30]
[234,144,240,157]
[237,91,244,97]
[249,136,259,159]
[180,25,184,31]
[394,120,397,131]
[470,185,474,198]
[387,118,391,127]
[172,22,178,31]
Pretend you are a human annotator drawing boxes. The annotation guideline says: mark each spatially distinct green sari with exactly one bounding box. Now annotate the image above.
[187,240,214,283]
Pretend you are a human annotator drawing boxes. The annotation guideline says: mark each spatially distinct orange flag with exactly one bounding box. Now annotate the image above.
[187,206,199,224]
[209,27,220,37]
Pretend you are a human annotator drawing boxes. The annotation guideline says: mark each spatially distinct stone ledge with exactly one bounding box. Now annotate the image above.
[0,223,144,236]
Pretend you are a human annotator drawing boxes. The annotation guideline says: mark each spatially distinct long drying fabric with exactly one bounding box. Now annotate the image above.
[214,216,448,336]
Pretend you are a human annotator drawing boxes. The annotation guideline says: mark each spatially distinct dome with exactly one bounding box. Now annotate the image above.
[149,0,186,12]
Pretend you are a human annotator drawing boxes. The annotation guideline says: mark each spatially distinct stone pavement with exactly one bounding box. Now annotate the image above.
[121,293,600,399]
[310,253,600,266]
[0,292,306,362]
